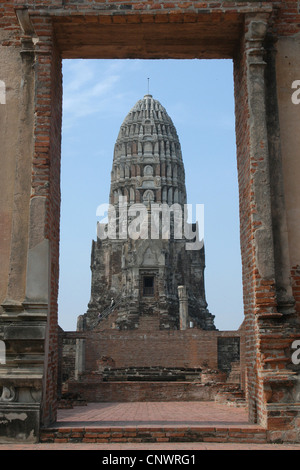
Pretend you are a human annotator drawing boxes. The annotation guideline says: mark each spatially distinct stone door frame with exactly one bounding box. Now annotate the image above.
[1,2,300,443]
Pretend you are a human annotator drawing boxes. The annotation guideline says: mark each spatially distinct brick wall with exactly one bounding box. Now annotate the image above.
[273,0,300,36]
[58,328,76,387]
[67,381,226,403]
[291,266,300,317]
[60,326,242,403]
[217,337,240,372]
[61,327,242,378]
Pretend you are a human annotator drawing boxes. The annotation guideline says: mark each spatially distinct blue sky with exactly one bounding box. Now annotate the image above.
[59,58,243,331]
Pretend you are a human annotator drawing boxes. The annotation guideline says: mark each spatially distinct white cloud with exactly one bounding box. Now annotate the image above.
[64,60,94,92]
[62,60,128,128]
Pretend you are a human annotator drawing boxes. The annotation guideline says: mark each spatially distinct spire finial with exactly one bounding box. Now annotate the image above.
[147,77,150,95]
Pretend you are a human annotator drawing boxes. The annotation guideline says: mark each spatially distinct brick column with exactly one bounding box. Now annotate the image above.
[0,9,44,443]
[0,8,62,441]
[29,13,62,428]
[243,13,300,436]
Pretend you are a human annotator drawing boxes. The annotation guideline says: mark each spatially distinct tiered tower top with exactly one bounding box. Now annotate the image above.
[109,95,187,207]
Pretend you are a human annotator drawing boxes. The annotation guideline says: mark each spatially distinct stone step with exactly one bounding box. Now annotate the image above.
[105,375,188,382]
[104,367,202,373]
[102,366,203,382]
[40,424,267,444]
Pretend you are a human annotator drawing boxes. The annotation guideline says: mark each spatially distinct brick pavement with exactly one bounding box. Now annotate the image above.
[1,402,300,450]
[1,441,300,450]
[56,401,251,427]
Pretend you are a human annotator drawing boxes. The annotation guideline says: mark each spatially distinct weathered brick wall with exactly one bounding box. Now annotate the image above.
[59,329,76,385]
[61,328,241,376]
[217,337,240,372]
[233,24,259,422]
[273,0,300,36]
[67,381,226,402]
[291,267,300,319]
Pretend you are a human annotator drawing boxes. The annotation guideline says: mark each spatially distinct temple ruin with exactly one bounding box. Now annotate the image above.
[1,0,300,444]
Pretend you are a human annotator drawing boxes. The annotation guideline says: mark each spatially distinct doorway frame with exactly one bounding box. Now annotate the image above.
[1,2,300,442]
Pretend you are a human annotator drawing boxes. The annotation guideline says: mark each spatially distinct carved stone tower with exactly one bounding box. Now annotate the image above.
[80,94,215,331]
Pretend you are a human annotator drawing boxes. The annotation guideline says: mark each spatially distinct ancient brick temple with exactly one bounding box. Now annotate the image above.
[80,94,215,332]
[62,94,227,407]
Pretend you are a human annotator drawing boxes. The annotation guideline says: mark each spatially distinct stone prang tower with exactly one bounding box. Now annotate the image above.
[80,94,215,331]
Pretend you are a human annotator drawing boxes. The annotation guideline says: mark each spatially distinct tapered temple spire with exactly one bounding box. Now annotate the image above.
[81,94,215,331]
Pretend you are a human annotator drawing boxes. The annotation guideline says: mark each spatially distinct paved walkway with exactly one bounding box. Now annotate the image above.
[55,401,251,427]
[1,441,300,450]
[2,402,300,450]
